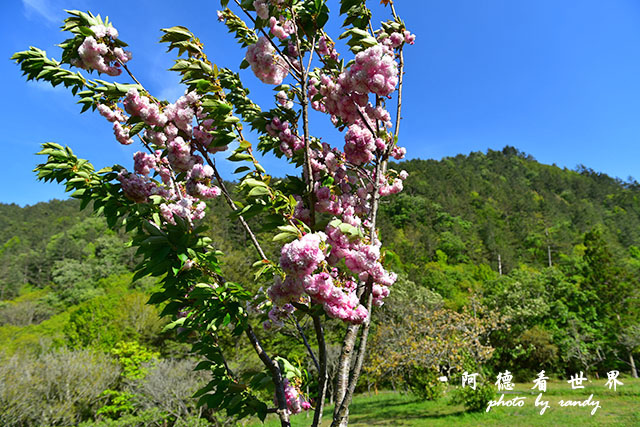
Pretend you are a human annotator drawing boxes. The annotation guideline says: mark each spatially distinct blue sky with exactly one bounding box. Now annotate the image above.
[2,0,640,206]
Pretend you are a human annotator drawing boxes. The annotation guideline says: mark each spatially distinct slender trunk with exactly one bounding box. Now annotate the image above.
[498,253,503,275]
[332,324,360,422]
[546,228,552,267]
[630,352,638,379]
[332,291,373,427]
[312,314,328,426]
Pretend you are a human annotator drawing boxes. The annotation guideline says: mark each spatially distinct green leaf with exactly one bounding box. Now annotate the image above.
[272,232,296,243]
[233,166,250,174]
[248,186,269,197]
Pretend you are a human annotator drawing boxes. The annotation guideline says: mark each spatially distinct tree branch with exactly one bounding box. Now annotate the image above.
[246,325,291,427]
[198,148,268,260]
[291,314,320,372]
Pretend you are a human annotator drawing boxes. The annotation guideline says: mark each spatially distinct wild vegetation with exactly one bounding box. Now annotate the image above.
[1,147,639,425]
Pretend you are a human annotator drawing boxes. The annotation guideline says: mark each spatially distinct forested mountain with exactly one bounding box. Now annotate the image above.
[380,146,640,273]
[1,146,639,424]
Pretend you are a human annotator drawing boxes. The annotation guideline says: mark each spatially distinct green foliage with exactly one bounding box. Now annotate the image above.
[111,341,159,380]
[64,287,164,350]
[96,390,138,419]
[450,381,496,412]
[405,366,446,401]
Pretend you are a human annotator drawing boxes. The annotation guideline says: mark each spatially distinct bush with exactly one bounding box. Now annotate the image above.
[64,290,164,350]
[451,381,496,412]
[0,348,119,426]
[132,358,209,421]
[405,366,447,401]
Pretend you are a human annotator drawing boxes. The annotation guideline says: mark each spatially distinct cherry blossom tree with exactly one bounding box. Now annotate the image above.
[13,1,413,425]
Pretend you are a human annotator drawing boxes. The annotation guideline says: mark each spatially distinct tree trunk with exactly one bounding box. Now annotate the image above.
[630,352,638,379]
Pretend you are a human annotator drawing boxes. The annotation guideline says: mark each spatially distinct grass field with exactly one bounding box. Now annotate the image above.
[251,378,640,426]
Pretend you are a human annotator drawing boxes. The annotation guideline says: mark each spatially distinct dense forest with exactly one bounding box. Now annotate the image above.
[1,147,639,425]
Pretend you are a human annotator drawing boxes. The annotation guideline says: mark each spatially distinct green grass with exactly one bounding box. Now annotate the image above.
[251,378,640,426]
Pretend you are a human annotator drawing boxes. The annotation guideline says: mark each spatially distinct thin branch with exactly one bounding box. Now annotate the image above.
[305,34,317,77]
[198,149,268,260]
[246,325,291,427]
[392,47,404,143]
[290,314,320,371]
[289,6,316,227]
[356,107,377,138]
[119,60,143,87]
[218,340,236,379]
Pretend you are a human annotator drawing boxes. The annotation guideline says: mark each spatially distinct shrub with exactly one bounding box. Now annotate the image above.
[451,381,496,412]
[405,365,446,401]
[0,348,119,426]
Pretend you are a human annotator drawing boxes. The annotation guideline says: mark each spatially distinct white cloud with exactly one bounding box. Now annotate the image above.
[22,0,61,24]
[26,79,66,93]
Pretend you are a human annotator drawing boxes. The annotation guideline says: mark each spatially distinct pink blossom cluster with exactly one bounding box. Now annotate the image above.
[303,272,368,323]
[270,16,295,40]
[164,91,199,133]
[93,83,225,226]
[347,45,398,97]
[307,43,401,168]
[246,36,290,85]
[282,379,311,415]
[186,164,221,199]
[404,30,416,45]
[344,124,375,165]
[279,232,326,277]
[323,222,397,303]
[73,24,131,76]
[391,145,406,160]
[316,36,338,60]
[253,0,270,19]
[309,143,344,180]
[315,186,366,218]
[379,170,408,196]
[160,196,206,226]
[308,73,368,127]
[133,151,157,176]
[309,145,371,218]
[117,170,156,203]
[308,43,398,125]
[167,136,197,172]
[267,276,304,307]
[264,303,295,330]
[97,104,126,123]
[97,104,133,145]
[382,30,416,49]
[124,88,167,127]
[269,218,385,322]
[266,117,304,157]
[113,122,133,145]
[276,91,293,109]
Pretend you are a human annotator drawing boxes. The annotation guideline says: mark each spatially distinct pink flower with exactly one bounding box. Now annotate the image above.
[280,233,326,277]
[246,36,290,85]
